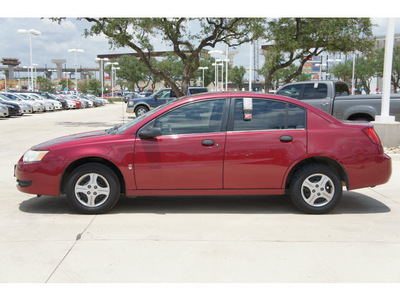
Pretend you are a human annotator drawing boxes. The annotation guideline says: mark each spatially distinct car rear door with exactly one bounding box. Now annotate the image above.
[224,98,308,189]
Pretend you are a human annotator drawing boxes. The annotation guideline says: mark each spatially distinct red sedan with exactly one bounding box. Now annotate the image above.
[15,92,391,214]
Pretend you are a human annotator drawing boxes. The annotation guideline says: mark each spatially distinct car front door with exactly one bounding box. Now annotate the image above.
[134,98,228,190]
[224,98,308,189]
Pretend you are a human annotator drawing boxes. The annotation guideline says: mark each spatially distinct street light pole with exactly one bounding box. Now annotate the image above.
[209,50,223,91]
[68,49,84,94]
[95,57,109,98]
[17,29,41,91]
[198,67,208,87]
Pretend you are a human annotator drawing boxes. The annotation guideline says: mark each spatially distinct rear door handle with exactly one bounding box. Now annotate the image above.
[202,139,215,146]
[280,136,293,143]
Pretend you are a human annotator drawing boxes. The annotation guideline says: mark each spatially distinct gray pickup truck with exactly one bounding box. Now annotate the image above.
[276,81,400,122]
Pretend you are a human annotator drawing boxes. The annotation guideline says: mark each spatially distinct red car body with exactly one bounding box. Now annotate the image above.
[15,92,391,213]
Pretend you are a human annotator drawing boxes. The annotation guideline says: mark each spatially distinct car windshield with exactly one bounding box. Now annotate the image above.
[108,98,181,135]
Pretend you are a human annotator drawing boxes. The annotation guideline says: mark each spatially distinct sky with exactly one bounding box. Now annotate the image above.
[1,1,400,79]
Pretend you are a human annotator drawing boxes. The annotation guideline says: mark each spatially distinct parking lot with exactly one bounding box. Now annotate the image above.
[1,102,400,283]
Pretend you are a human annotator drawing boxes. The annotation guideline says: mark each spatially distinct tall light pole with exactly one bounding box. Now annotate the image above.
[209,50,223,91]
[95,57,109,98]
[64,72,71,92]
[68,49,84,94]
[17,29,41,91]
[351,51,360,95]
[198,67,208,87]
[32,63,38,90]
[106,62,119,97]
[216,59,224,90]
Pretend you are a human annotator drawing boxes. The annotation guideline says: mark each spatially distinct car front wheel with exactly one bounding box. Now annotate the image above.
[135,105,149,117]
[66,163,120,214]
[289,164,342,214]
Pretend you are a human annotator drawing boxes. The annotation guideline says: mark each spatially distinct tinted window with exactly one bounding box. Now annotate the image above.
[158,90,172,98]
[189,88,208,95]
[233,99,306,131]
[287,104,306,129]
[276,85,302,99]
[148,99,226,135]
[335,83,350,96]
[302,83,328,99]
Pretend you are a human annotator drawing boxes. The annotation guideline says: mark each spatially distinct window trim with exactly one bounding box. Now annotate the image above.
[137,98,230,138]
[227,97,307,132]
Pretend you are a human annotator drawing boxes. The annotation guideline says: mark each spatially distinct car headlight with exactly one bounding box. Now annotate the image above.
[129,101,134,105]
[23,150,49,163]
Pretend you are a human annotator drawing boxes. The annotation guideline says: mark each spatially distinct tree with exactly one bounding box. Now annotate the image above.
[229,66,246,90]
[192,56,215,87]
[375,45,400,93]
[79,18,266,97]
[79,78,102,95]
[36,76,56,93]
[59,78,74,90]
[112,55,154,91]
[261,18,374,91]
[261,64,310,90]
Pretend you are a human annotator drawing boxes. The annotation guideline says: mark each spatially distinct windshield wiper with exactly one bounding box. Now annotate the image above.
[106,125,121,134]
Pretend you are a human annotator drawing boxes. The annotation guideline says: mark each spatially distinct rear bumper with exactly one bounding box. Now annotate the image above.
[344,154,392,190]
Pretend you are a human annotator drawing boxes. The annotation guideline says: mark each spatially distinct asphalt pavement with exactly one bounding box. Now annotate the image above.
[1,102,400,283]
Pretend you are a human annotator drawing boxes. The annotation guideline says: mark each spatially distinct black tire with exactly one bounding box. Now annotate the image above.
[65,163,120,214]
[289,164,342,214]
[135,105,149,117]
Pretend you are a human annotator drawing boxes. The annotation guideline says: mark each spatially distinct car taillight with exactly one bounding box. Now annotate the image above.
[362,127,382,146]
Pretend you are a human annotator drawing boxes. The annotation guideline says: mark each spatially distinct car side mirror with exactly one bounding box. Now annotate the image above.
[139,127,162,139]
[154,95,158,100]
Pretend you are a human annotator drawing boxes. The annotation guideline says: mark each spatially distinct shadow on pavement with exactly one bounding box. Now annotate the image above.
[19,191,390,215]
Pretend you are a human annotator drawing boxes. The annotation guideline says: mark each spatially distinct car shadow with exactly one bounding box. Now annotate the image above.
[19,191,390,215]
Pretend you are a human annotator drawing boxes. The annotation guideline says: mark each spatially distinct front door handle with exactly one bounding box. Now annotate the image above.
[280,136,293,143]
[202,139,215,146]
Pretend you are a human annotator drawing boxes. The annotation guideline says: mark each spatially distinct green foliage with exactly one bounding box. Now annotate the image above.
[80,17,267,96]
[59,78,74,90]
[36,76,56,93]
[79,78,102,95]
[261,18,374,90]
[229,66,246,89]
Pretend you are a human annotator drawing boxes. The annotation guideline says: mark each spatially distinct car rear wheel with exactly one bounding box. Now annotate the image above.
[66,163,120,214]
[289,164,342,214]
[135,105,149,117]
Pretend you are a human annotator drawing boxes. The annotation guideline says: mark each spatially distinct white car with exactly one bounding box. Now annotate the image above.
[25,93,62,110]
[0,103,9,117]
[0,93,34,114]
[52,94,76,109]
[17,93,55,112]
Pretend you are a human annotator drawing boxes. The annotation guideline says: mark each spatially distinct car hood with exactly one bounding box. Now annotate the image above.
[32,130,110,150]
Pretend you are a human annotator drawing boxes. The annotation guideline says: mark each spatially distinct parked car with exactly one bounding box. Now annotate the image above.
[59,95,82,109]
[276,80,400,121]
[25,93,62,110]
[42,93,76,109]
[15,92,391,214]
[123,92,140,103]
[0,96,22,116]
[14,93,53,112]
[0,103,9,117]
[127,87,208,116]
[0,92,35,114]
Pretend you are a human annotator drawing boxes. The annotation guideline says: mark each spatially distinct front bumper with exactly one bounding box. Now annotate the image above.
[14,159,67,196]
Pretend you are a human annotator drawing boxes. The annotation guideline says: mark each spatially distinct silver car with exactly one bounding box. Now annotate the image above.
[15,93,53,112]
[0,103,9,117]
[0,92,43,113]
